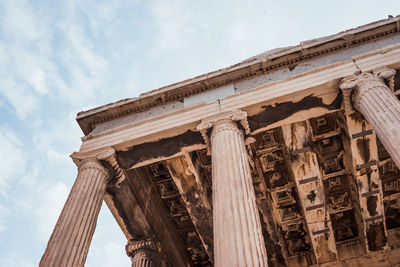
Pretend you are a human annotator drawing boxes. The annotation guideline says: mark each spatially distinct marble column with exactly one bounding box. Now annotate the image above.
[340,68,400,169]
[39,158,110,267]
[126,239,161,267]
[198,111,268,267]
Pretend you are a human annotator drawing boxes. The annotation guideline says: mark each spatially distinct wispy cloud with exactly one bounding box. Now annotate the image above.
[0,126,26,198]
[0,0,52,119]
[86,206,131,267]
[87,241,129,267]
[150,0,197,55]
[0,77,40,119]
[0,255,34,267]
[0,126,26,230]
[35,182,69,241]
[1,0,399,266]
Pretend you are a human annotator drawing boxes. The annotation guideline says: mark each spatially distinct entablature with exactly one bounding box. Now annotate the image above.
[79,43,400,161]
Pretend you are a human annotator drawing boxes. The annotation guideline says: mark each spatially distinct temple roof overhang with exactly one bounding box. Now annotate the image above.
[76,16,400,136]
[71,17,400,266]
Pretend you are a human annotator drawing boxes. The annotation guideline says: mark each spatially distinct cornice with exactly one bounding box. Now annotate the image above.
[81,102,207,142]
[76,17,400,135]
[78,43,400,153]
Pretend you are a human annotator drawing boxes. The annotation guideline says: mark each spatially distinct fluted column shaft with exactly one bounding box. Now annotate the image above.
[126,239,161,267]
[341,69,400,168]
[211,118,268,267]
[40,158,109,267]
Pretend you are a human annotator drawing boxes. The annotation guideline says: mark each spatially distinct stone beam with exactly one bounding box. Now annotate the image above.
[165,154,213,260]
[79,56,362,153]
[252,127,316,265]
[77,17,400,135]
[125,167,192,267]
[282,121,338,264]
[339,68,400,252]
[104,182,153,241]
[343,114,387,251]
[249,140,288,266]
[341,68,400,169]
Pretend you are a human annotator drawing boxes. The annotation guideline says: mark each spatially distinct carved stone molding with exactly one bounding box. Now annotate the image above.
[126,239,161,267]
[77,17,400,137]
[339,67,396,113]
[196,110,251,154]
[75,158,109,177]
[340,75,357,115]
[211,118,243,139]
[126,239,158,256]
[231,110,251,135]
[340,68,400,169]
[374,66,395,91]
[71,147,126,186]
[197,122,213,155]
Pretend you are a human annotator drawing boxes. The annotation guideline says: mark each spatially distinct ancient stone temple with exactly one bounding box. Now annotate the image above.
[41,17,400,266]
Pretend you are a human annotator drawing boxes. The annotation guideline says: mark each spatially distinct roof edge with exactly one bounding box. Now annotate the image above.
[77,16,400,135]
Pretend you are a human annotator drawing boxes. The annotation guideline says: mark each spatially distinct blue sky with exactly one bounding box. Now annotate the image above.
[0,1,399,266]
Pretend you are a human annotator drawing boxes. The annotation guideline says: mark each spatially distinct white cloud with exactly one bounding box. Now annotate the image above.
[150,0,196,55]
[35,182,69,241]
[122,66,139,95]
[18,165,39,189]
[1,1,399,266]
[0,0,112,117]
[0,43,8,64]
[0,254,34,267]
[28,68,48,95]
[0,76,40,120]
[82,1,124,39]
[0,126,27,231]
[52,17,111,106]
[33,111,82,156]
[0,204,10,233]
[86,206,131,267]
[61,24,108,75]
[87,241,129,267]
[0,0,53,118]
[0,0,41,43]
[0,126,26,198]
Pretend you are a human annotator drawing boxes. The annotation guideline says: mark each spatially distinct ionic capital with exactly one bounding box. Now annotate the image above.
[196,110,251,154]
[126,239,158,257]
[70,147,126,186]
[126,239,161,266]
[339,68,396,114]
[74,158,109,177]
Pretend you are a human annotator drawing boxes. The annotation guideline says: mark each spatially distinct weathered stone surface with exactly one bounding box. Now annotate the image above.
[166,155,214,260]
[76,17,400,136]
[199,112,268,266]
[126,239,161,267]
[40,159,109,267]
[341,69,400,169]
[341,102,387,252]
[125,167,193,267]
[41,17,400,267]
[282,121,338,263]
